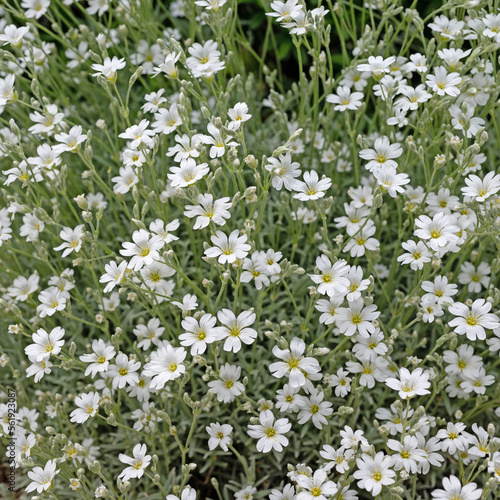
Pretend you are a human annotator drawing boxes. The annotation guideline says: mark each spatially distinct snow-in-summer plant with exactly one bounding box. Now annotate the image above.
[1,0,500,499]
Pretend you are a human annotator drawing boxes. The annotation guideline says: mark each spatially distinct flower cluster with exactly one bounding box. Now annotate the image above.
[0,1,500,500]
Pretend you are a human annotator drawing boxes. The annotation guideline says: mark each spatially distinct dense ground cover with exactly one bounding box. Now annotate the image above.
[1,0,500,499]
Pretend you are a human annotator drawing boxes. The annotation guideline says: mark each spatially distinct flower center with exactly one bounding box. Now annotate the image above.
[466,315,477,326]
[229,326,241,337]
[310,487,322,497]
[351,314,362,324]
[265,428,276,438]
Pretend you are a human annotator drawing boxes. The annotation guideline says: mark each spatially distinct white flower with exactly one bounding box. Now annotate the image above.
[346,356,389,388]
[269,337,321,388]
[24,327,65,362]
[149,219,180,247]
[186,40,225,78]
[217,308,257,353]
[336,298,380,337]
[70,392,100,423]
[171,294,198,312]
[309,255,349,297]
[426,66,461,96]
[240,251,272,290]
[462,171,500,202]
[296,469,338,500]
[205,230,251,264]
[0,25,30,48]
[293,171,331,201]
[7,274,39,302]
[359,136,402,172]
[431,475,481,500]
[208,363,245,402]
[118,443,151,481]
[328,368,352,397]
[326,86,363,111]
[152,103,183,134]
[267,0,302,21]
[315,296,344,325]
[120,229,163,271]
[227,102,251,130]
[26,460,60,493]
[357,56,395,79]
[443,344,482,378]
[112,166,139,194]
[353,452,396,496]
[448,299,500,340]
[385,367,431,399]
[436,422,473,454]
[247,410,291,453]
[374,165,410,197]
[275,384,301,413]
[296,390,333,429]
[87,0,110,16]
[28,104,65,135]
[206,422,233,451]
[352,330,387,360]
[53,225,85,257]
[458,262,490,293]
[142,344,187,389]
[184,194,232,229]
[414,213,459,251]
[428,15,464,40]
[167,133,203,161]
[320,445,354,473]
[449,105,485,138]
[269,484,296,500]
[397,240,432,271]
[134,318,165,350]
[119,119,155,148]
[37,288,67,318]
[387,435,426,473]
[91,56,126,82]
[265,152,302,191]
[167,158,210,187]
[201,122,238,158]
[343,223,380,257]
[26,354,52,382]
[422,275,458,305]
[100,261,129,293]
[152,52,181,79]
[28,144,61,171]
[54,125,87,154]
[107,353,141,389]
[79,339,116,378]
[235,486,256,500]
[421,296,444,323]
[179,314,222,355]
